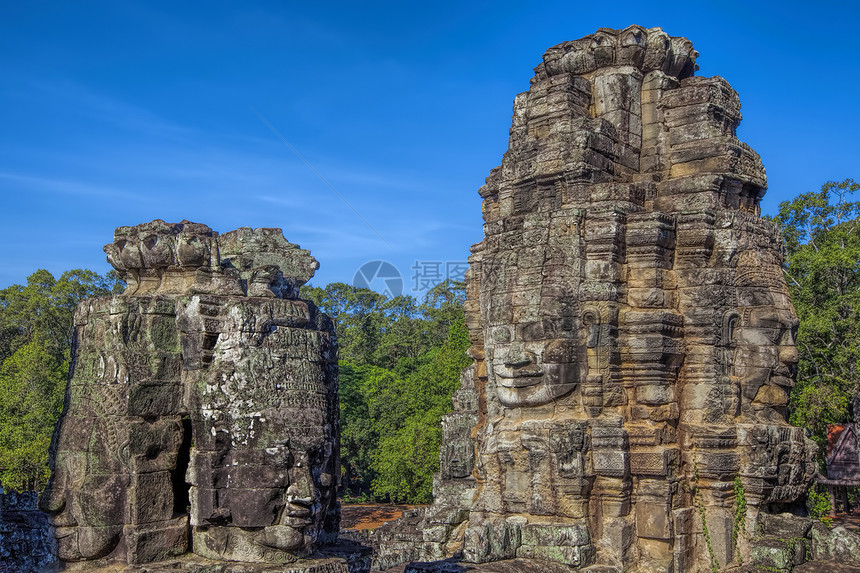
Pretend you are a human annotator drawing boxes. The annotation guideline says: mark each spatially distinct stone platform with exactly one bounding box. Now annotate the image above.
[54,555,350,573]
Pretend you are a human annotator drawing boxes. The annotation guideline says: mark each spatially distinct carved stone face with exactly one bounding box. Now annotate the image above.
[41,426,128,561]
[482,247,585,408]
[734,308,798,414]
[273,442,337,552]
[488,321,582,407]
[192,439,337,560]
[733,271,799,416]
[224,442,327,554]
[186,297,340,563]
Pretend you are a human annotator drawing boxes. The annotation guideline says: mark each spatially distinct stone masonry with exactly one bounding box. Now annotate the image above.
[40,221,342,568]
[0,488,56,572]
[372,26,818,573]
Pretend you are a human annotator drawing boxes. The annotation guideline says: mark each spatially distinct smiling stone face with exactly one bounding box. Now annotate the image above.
[732,262,800,420]
[182,296,339,563]
[480,217,587,409]
[486,313,585,408]
[43,221,339,567]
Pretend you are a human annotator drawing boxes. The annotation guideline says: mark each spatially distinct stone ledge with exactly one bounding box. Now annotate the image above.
[53,554,351,573]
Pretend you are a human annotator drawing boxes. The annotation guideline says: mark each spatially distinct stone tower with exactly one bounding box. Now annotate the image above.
[41,221,340,566]
[374,26,817,573]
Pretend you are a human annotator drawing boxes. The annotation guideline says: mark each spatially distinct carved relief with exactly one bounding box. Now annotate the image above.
[42,221,338,566]
[373,26,817,573]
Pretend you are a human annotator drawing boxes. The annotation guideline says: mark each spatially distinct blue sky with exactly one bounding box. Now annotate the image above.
[2,1,858,296]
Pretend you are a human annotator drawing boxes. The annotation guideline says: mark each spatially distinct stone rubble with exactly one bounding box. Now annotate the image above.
[0,488,56,572]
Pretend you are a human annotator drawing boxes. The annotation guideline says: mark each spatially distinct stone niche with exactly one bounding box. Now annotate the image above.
[372,26,817,573]
[40,220,340,567]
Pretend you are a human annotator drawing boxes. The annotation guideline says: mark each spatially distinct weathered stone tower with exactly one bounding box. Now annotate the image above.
[41,221,340,566]
[374,26,816,573]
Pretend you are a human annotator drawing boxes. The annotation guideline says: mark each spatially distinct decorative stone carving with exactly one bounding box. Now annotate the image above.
[41,221,340,567]
[0,489,55,572]
[373,26,816,572]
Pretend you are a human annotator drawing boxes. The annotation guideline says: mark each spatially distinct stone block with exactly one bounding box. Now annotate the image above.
[636,502,671,539]
[630,449,675,476]
[127,416,182,473]
[636,538,673,573]
[517,543,594,567]
[188,486,217,526]
[592,452,628,477]
[128,471,174,524]
[76,473,130,525]
[751,536,801,572]
[74,525,123,560]
[520,523,589,547]
[673,507,695,536]
[601,517,635,564]
[810,524,860,566]
[628,287,666,307]
[124,515,188,564]
[218,488,283,527]
[127,381,184,417]
[761,513,813,538]
[695,451,740,478]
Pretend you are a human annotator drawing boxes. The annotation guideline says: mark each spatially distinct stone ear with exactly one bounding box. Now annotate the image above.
[582,308,601,348]
[720,310,741,378]
[722,310,740,346]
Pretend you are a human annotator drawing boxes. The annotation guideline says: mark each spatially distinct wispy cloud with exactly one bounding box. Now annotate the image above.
[17,78,196,142]
[0,171,148,201]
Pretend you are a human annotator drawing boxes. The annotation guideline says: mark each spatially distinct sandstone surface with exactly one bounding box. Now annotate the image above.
[372,25,818,573]
[41,221,341,568]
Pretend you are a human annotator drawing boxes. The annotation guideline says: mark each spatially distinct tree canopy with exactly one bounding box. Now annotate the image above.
[301,280,470,502]
[0,269,122,490]
[772,179,860,445]
[2,179,857,501]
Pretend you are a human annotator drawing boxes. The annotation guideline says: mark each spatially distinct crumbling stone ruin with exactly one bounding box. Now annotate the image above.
[0,488,55,572]
[40,221,342,568]
[372,26,819,572]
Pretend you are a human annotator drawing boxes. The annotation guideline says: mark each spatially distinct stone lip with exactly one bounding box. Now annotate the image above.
[103,219,318,298]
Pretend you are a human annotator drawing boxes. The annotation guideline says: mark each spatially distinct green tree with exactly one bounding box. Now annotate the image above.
[338,361,382,496]
[0,340,67,490]
[370,318,471,503]
[0,269,121,490]
[302,282,388,365]
[772,179,860,444]
[308,279,470,502]
[419,279,467,345]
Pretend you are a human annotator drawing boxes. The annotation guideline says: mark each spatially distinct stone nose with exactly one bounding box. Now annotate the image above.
[39,481,65,515]
[287,465,315,505]
[776,345,798,379]
[502,343,531,367]
[778,344,798,367]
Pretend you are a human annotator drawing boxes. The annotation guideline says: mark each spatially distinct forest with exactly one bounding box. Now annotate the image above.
[0,179,857,505]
